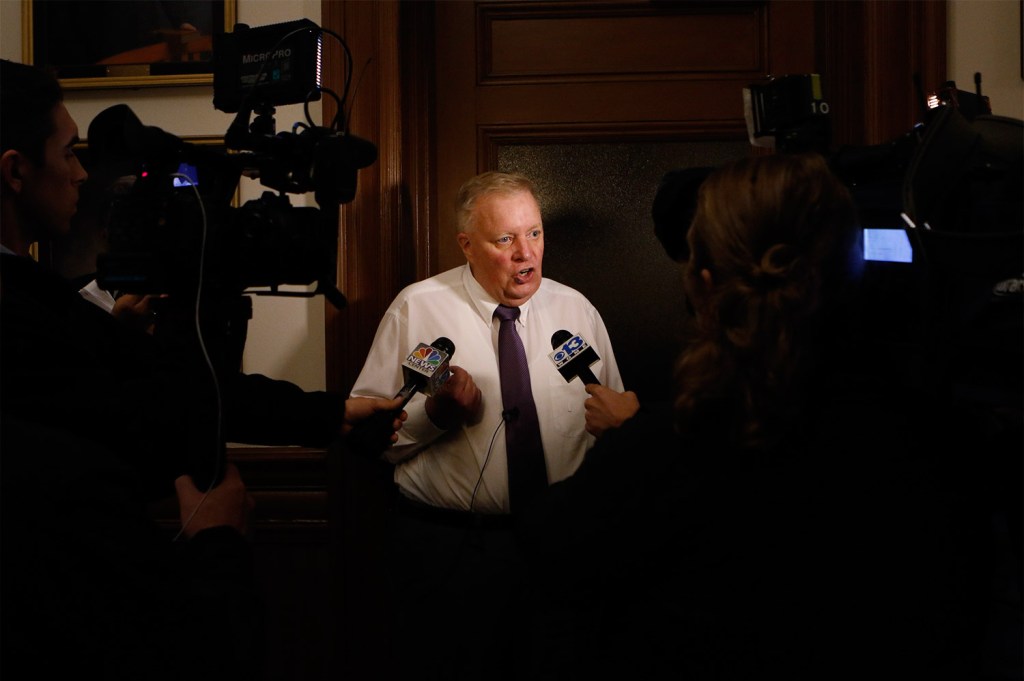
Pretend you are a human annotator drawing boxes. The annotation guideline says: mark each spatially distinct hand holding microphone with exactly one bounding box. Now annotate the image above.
[583,384,639,437]
[342,395,407,438]
[348,337,456,456]
[424,365,482,430]
[549,329,638,436]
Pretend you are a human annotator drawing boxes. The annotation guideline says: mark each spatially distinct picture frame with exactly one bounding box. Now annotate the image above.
[22,0,237,90]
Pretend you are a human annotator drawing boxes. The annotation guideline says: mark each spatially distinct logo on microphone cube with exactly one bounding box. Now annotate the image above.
[402,343,452,396]
[550,333,588,368]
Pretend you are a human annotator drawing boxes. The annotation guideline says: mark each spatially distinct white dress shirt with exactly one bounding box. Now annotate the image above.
[351,264,624,513]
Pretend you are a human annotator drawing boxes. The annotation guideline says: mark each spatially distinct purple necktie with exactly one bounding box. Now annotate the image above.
[494,304,547,512]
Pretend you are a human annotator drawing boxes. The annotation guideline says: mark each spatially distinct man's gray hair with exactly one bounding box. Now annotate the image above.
[455,171,538,232]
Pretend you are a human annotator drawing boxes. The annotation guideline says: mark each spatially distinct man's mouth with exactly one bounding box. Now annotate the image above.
[513,267,534,284]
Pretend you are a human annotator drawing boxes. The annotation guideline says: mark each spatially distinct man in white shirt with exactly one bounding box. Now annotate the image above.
[350,171,628,680]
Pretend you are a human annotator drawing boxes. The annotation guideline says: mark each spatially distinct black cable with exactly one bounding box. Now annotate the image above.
[468,415,508,514]
[336,57,373,134]
[320,27,353,117]
[306,87,342,132]
[170,174,222,541]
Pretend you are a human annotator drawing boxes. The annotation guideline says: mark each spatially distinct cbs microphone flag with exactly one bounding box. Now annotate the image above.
[549,334,590,369]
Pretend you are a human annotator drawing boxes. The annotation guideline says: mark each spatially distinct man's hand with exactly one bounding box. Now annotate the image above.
[584,385,640,437]
[175,463,254,539]
[425,366,482,430]
[342,395,407,439]
[111,293,166,335]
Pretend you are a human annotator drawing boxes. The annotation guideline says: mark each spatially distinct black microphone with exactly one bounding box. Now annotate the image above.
[549,330,601,386]
[395,336,456,406]
[348,337,456,456]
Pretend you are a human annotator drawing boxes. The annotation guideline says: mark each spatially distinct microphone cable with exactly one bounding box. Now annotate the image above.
[168,174,224,541]
[468,410,515,514]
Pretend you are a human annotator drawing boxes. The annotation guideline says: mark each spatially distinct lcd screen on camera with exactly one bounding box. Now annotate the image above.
[173,161,199,188]
[864,228,913,263]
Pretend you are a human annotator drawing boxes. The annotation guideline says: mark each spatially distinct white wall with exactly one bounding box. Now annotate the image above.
[0,0,328,391]
[948,0,1024,120]
[3,0,1021,392]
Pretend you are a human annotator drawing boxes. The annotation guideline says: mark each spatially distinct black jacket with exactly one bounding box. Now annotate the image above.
[519,366,997,680]
[0,252,347,493]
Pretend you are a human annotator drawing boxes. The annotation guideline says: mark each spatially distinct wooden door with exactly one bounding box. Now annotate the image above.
[432,0,817,402]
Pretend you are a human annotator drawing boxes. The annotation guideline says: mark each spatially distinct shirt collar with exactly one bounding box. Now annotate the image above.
[460,263,534,326]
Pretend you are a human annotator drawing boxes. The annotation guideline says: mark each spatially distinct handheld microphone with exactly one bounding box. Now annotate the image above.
[348,337,455,456]
[396,337,456,406]
[549,330,601,386]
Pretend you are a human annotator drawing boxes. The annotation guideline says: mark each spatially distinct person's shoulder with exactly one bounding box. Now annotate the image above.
[536,276,593,305]
[1,252,49,287]
[391,266,466,304]
[535,279,607,328]
[1,253,80,311]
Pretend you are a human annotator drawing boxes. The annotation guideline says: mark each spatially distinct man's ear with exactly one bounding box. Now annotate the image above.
[457,232,471,257]
[0,149,26,194]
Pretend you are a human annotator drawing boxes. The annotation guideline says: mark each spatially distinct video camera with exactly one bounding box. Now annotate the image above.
[91,18,376,311]
[655,71,1021,407]
[743,73,832,154]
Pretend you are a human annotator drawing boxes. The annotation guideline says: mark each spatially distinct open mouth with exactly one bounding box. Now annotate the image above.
[513,267,534,283]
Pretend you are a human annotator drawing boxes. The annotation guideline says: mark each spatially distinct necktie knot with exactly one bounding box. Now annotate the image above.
[494,305,520,323]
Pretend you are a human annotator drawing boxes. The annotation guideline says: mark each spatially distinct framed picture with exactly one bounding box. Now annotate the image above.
[23,0,237,90]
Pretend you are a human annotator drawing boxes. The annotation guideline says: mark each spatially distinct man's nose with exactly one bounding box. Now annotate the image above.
[73,157,89,185]
[513,239,535,261]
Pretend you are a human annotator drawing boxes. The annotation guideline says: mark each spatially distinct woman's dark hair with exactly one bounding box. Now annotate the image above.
[673,152,861,450]
[1,60,64,165]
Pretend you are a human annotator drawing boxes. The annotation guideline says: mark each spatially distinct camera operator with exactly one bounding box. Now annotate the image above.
[0,58,402,679]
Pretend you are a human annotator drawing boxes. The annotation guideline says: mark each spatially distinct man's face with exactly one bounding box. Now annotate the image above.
[17,103,87,240]
[458,190,544,307]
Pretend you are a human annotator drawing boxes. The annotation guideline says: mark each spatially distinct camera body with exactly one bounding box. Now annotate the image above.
[744,73,831,154]
[92,19,376,309]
